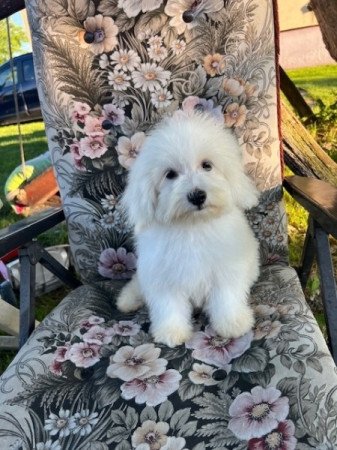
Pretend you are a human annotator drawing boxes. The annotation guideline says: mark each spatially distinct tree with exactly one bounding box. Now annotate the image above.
[0,19,29,65]
[310,0,337,62]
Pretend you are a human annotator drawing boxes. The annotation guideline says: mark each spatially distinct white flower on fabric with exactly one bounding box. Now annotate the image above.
[132,420,169,450]
[44,409,76,438]
[36,440,61,450]
[110,49,141,71]
[101,194,117,211]
[132,63,171,92]
[165,0,223,34]
[254,320,282,340]
[116,132,146,169]
[106,343,167,381]
[188,363,218,386]
[83,15,119,55]
[148,35,163,47]
[100,211,117,228]
[121,368,182,406]
[148,45,168,62]
[72,410,99,436]
[99,53,110,69]
[118,0,164,18]
[171,39,186,55]
[108,70,131,91]
[151,88,173,108]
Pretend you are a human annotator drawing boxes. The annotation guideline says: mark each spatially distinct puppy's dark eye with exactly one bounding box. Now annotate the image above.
[202,160,212,171]
[166,169,178,179]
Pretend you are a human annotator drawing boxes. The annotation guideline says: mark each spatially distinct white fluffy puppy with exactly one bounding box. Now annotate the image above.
[117,112,260,347]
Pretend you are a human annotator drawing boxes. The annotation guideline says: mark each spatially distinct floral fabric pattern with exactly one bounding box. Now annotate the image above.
[1,1,337,449]
[1,266,337,449]
[26,0,284,282]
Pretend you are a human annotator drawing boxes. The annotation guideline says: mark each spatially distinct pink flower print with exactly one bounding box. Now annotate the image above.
[49,359,63,376]
[248,420,297,450]
[80,315,105,329]
[79,134,108,159]
[54,346,70,362]
[121,368,182,407]
[67,342,101,368]
[116,132,146,169]
[102,104,125,126]
[186,326,253,368]
[83,115,105,135]
[71,102,91,123]
[106,343,166,382]
[228,386,290,440]
[98,247,137,279]
[181,96,223,122]
[82,325,114,345]
[70,142,86,171]
[112,320,141,336]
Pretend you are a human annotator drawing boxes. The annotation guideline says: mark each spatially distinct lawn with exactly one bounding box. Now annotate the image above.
[287,64,337,107]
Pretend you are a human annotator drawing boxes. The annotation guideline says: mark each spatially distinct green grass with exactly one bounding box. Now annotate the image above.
[287,64,337,107]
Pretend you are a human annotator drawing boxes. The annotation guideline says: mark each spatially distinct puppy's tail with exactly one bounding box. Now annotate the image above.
[116,274,144,313]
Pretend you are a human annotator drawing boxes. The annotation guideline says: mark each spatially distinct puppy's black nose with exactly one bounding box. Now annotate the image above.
[187,189,207,207]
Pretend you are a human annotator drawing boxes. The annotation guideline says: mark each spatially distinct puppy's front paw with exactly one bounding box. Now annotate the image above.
[152,324,193,348]
[116,289,143,313]
[213,305,255,339]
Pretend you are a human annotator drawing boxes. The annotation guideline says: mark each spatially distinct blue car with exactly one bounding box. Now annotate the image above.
[0,52,42,125]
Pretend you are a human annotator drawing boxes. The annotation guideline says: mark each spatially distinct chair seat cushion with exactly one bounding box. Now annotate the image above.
[1,265,337,449]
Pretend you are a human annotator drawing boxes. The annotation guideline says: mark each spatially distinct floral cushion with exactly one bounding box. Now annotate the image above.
[26,0,286,283]
[1,265,337,449]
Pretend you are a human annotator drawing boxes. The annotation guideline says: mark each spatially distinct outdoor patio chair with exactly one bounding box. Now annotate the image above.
[1,1,337,448]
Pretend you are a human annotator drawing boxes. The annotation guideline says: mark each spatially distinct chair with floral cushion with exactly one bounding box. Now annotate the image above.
[1,1,337,449]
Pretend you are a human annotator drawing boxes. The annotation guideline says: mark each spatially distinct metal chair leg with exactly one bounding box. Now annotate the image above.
[19,243,36,348]
[313,219,337,364]
[298,216,315,288]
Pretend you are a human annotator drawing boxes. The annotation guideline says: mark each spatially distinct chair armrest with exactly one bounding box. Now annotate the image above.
[284,175,337,239]
[0,207,65,258]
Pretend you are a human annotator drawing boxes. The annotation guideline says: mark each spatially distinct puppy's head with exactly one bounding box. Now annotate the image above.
[123,112,259,232]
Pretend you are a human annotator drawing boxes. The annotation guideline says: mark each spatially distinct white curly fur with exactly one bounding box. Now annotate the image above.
[117,112,260,347]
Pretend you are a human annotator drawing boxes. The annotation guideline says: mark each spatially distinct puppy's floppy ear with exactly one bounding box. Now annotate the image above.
[229,166,260,210]
[221,131,260,210]
[122,154,157,233]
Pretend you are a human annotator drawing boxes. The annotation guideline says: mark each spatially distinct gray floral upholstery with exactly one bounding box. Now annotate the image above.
[1,1,337,449]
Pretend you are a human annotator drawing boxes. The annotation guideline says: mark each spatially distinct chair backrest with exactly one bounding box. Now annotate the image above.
[26,0,287,283]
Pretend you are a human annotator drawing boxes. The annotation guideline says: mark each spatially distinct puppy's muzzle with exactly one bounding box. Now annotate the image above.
[187,189,207,209]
